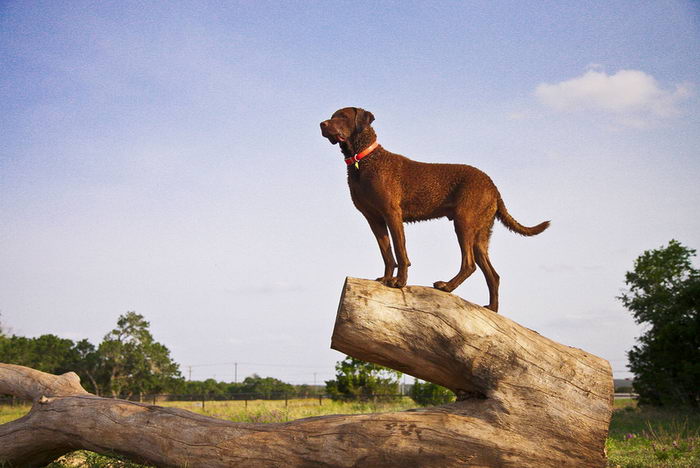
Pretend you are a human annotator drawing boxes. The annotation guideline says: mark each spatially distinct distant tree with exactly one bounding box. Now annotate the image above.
[618,240,700,407]
[99,312,182,399]
[240,374,296,398]
[70,339,106,395]
[410,380,455,406]
[0,336,35,367]
[0,334,78,374]
[296,384,315,398]
[223,381,244,395]
[186,378,227,397]
[32,334,80,373]
[325,356,401,400]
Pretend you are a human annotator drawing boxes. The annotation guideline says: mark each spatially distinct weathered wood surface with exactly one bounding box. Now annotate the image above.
[0,277,613,467]
[332,277,614,466]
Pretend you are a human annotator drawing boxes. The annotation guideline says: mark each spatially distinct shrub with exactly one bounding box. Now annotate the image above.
[410,380,455,406]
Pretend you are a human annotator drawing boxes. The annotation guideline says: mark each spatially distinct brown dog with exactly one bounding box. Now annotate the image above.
[320,107,549,312]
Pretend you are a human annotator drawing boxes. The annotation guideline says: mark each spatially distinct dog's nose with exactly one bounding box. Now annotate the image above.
[320,120,330,130]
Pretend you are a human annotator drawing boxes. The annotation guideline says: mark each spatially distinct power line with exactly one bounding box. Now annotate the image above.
[186,361,330,369]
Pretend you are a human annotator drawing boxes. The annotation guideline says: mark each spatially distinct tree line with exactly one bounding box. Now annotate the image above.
[0,310,454,405]
[0,311,301,399]
[324,356,455,406]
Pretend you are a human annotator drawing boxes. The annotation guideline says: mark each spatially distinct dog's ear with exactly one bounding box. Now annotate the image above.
[353,107,375,132]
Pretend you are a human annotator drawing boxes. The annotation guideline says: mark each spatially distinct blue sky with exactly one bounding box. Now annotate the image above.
[1,1,698,384]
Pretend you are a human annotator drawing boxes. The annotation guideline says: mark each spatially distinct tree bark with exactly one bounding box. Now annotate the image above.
[0,277,613,467]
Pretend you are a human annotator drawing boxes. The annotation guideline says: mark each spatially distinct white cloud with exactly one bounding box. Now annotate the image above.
[535,69,693,127]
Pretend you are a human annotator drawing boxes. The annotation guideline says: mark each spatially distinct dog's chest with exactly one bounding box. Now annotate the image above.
[347,165,396,208]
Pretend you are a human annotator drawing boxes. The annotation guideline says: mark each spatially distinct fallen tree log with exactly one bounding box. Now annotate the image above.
[0,277,613,467]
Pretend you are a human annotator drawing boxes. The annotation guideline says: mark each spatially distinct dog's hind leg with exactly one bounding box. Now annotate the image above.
[434,214,477,293]
[362,211,397,283]
[474,228,500,312]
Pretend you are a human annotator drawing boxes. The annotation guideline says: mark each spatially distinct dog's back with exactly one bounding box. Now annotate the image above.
[352,150,499,223]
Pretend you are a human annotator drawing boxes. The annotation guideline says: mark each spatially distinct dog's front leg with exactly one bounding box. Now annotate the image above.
[384,209,409,288]
[362,212,397,283]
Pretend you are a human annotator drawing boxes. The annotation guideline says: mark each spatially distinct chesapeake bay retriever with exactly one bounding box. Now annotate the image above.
[320,107,549,312]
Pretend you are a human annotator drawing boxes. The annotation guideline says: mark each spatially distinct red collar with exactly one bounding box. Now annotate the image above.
[345,141,379,166]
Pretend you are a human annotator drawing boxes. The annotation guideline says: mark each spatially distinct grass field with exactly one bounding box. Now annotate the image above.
[607,399,700,468]
[2,398,699,467]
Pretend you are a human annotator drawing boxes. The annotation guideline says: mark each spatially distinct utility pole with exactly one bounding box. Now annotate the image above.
[188,366,192,381]
[234,362,238,383]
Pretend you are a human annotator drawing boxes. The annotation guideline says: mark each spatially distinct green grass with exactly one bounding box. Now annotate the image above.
[607,400,700,468]
[0,404,30,425]
[3,398,699,467]
[44,452,149,468]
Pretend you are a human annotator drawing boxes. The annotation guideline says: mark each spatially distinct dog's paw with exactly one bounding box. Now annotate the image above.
[391,276,407,288]
[378,277,392,287]
[433,281,453,292]
[380,277,406,288]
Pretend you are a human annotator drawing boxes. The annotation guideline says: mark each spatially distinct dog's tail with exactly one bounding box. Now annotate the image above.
[496,196,550,236]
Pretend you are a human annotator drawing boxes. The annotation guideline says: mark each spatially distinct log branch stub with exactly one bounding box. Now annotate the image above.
[0,277,613,467]
[0,363,88,402]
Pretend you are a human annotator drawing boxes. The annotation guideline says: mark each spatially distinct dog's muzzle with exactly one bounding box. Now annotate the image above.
[320,121,345,145]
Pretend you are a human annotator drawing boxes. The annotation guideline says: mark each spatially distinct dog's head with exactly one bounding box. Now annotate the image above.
[320,107,375,150]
